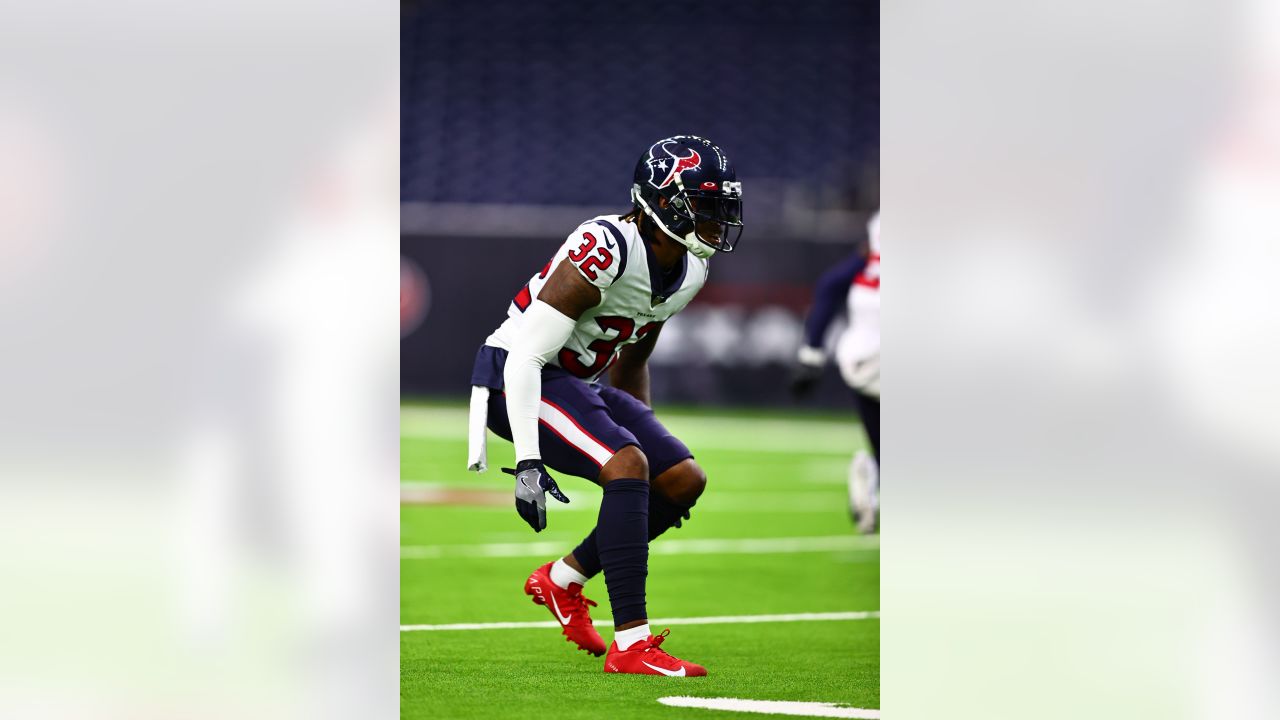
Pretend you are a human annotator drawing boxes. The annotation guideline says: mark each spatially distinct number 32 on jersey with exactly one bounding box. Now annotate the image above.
[559,316,660,378]
[567,232,614,282]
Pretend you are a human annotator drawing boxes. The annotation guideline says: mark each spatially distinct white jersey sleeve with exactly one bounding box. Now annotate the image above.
[484,214,702,384]
[560,221,626,290]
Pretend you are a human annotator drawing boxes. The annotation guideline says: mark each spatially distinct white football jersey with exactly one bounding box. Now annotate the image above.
[849,212,880,323]
[837,212,880,395]
[485,214,708,382]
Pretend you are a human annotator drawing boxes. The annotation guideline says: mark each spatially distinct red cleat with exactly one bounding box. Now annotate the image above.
[603,629,707,677]
[524,562,607,657]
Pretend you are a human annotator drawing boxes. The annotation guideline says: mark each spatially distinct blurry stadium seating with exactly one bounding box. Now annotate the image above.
[401,0,879,406]
[401,0,878,211]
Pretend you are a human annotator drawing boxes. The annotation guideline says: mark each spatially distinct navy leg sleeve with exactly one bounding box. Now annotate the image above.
[854,390,880,462]
[594,479,649,627]
[572,491,693,579]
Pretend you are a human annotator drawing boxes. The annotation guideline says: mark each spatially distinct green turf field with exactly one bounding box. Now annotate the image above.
[401,400,879,719]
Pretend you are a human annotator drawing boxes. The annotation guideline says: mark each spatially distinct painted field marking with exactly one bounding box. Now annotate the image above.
[401,610,878,632]
[401,482,849,512]
[658,696,880,719]
[401,534,878,559]
[401,406,865,455]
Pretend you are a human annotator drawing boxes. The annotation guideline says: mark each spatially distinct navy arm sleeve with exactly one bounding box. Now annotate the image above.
[802,252,868,348]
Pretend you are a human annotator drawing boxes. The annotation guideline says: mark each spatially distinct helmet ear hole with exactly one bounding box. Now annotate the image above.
[658,196,669,209]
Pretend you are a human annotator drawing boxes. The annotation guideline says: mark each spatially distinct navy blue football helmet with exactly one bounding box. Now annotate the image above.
[630,135,743,258]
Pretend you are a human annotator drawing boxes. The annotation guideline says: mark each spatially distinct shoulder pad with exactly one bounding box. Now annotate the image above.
[561,220,628,289]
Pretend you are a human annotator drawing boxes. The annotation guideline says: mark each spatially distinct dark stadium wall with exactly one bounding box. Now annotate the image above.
[401,234,860,409]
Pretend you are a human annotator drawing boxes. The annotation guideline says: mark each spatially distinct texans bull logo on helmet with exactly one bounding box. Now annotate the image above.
[644,141,703,190]
[630,134,744,258]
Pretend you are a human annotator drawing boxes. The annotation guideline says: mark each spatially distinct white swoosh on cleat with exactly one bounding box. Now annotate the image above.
[548,592,572,625]
[642,661,686,677]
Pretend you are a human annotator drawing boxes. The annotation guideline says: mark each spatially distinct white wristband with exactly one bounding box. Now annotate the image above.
[797,345,826,367]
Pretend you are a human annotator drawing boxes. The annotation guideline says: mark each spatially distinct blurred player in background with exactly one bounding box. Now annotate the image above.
[465,136,743,677]
[792,211,880,533]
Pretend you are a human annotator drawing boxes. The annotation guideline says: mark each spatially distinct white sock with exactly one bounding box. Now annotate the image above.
[614,623,651,651]
[549,558,589,589]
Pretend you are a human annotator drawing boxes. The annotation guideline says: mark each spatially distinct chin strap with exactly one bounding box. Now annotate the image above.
[681,231,716,259]
[630,185,717,260]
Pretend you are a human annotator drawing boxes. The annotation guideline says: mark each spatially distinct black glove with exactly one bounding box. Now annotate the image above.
[501,459,570,532]
[790,363,825,398]
[789,346,826,398]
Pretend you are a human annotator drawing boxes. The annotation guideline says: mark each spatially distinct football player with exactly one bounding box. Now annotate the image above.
[791,211,880,533]
[465,136,743,676]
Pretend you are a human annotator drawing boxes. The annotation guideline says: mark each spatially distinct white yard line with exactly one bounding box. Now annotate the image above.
[658,697,880,719]
[408,500,846,513]
[401,483,850,512]
[400,534,879,559]
[401,610,879,632]
[401,406,864,455]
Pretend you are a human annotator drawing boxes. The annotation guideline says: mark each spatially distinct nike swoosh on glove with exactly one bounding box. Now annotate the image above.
[501,460,570,532]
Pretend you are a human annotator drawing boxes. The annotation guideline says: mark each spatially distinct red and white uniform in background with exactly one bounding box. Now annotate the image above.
[836,212,880,396]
